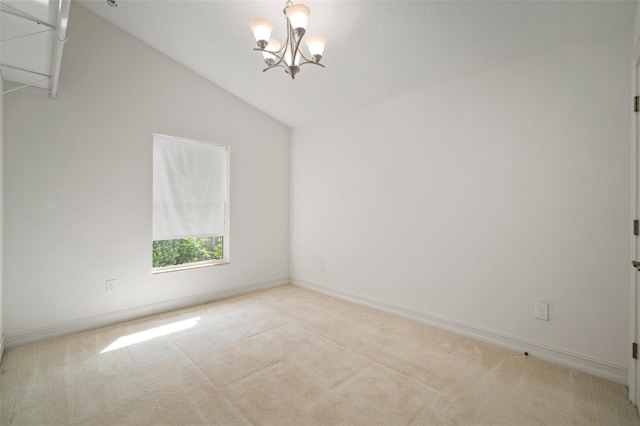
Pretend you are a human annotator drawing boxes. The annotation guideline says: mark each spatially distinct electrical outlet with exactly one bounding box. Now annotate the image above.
[534,302,549,321]
[106,279,116,294]
[320,259,326,272]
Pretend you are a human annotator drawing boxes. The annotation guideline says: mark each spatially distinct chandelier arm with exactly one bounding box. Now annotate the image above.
[265,57,289,69]
[297,50,313,62]
[253,47,288,68]
[253,47,282,56]
[271,20,291,63]
[286,20,295,63]
[299,61,325,68]
[291,23,304,66]
[297,50,326,67]
[262,63,287,73]
[277,13,292,58]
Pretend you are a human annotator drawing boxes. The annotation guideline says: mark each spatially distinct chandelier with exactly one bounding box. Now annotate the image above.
[250,1,326,79]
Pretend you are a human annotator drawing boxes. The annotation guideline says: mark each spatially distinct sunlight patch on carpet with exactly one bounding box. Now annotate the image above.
[100,317,201,353]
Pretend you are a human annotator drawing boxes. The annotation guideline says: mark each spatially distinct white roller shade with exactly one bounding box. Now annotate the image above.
[153,134,228,241]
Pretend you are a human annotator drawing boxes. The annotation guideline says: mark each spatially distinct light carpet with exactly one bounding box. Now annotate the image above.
[1,284,639,425]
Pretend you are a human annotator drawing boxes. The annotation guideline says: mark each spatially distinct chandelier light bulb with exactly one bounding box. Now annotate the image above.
[284,44,301,67]
[305,35,326,62]
[262,39,281,64]
[250,18,274,48]
[285,3,310,36]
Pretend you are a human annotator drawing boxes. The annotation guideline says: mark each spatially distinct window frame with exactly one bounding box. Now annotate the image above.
[151,134,230,274]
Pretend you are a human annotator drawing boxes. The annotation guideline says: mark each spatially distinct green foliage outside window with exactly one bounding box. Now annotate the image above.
[153,236,223,268]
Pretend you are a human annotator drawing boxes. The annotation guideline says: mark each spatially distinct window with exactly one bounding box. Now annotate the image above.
[152,134,229,271]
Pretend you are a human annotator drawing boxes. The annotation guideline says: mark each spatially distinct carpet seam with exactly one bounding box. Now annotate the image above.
[165,338,256,425]
[223,360,283,390]
[166,338,223,391]
[302,326,442,394]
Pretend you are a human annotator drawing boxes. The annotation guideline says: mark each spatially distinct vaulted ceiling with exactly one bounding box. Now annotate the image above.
[7,1,638,128]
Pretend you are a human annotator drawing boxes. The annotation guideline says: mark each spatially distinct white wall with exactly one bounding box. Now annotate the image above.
[3,4,290,338]
[291,28,632,380]
[634,1,640,52]
[0,75,4,356]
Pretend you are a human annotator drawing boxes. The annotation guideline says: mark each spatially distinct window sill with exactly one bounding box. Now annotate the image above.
[152,260,229,275]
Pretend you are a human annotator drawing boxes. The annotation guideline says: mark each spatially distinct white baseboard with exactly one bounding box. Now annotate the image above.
[291,278,629,385]
[4,278,288,349]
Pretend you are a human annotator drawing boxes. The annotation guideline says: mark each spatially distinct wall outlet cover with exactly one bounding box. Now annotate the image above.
[534,302,549,321]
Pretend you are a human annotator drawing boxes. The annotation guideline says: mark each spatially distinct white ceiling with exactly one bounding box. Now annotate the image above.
[37,1,640,127]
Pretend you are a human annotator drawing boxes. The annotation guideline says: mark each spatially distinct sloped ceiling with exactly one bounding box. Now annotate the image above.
[72,1,639,127]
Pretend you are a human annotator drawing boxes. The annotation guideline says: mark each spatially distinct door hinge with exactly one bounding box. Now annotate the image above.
[633,343,638,360]
[635,96,639,112]
[634,220,639,236]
